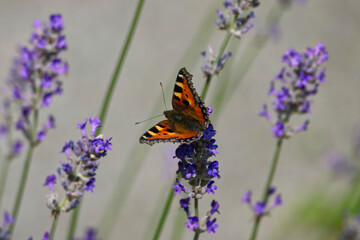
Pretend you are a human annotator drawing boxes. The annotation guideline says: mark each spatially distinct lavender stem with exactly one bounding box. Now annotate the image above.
[49,210,60,240]
[249,138,283,240]
[8,108,39,238]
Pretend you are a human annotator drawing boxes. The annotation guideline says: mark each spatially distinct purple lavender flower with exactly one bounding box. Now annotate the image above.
[174,107,221,234]
[50,14,64,31]
[43,174,57,191]
[185,216,199,231]
[206,218,218,233]
[43,232,49,240]
[242,187,283,216]
[260,43,328,138]
[75,228,98,240]
[3,14,68,150]
[173,179,186,194]
[215,0,259,38]
[2,212,13,228]
[11,140,23,156]
[242,190,252,203]
[44,118,112,212]
[201,46,232,78]
[205,180,218,194]
[0,212,13,239]
[180,198,191,216]
[83,178,96,192]
[210,200,220,215]
[208,161,220,178]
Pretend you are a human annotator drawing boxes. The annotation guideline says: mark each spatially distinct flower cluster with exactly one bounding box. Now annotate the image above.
[44,118,112,212]
[0,212,13,240]
[181,199,220,234]
[172,107,220,234]
[201,46,232,78]
[242,187,282,217]
[215,0,259,38]
[259,43,328,138]
[5,14,68,145]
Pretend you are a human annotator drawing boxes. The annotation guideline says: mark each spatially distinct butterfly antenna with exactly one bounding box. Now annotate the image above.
[135,113,163,125]
[160,82,168,111]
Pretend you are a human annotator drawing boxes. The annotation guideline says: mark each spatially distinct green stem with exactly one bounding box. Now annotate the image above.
[249,138,284,240]
[66,198,81,240]
[0,105,15,211]
[194,198,199,219]
[9,108,38,239]
[193,198,200,240]
[0,156,11,210]
[8,143,34,238]
[49,211,61,240]
[97,0,146,129]
[200,16,235,100]
[66,0,146,238]
[193,231,200,240]
[211,2,288,121]
[152,174,180,240]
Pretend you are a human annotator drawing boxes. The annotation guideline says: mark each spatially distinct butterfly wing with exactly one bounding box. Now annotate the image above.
[172,67,209,127]
[139,120,202,145]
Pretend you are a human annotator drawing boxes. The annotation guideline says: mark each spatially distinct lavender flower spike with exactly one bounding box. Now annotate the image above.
[215,0,259,38]
[6,14,68,144]
[260,43,328,138]
[174,107,221,235]
[201,46,232,78]
[242,187,283,217]
[44,118,112,212]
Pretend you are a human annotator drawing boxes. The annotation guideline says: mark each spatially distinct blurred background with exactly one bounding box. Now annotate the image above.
[0,0,359,239]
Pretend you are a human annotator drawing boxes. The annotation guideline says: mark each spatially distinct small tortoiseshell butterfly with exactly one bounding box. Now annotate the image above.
[139,67,210,145]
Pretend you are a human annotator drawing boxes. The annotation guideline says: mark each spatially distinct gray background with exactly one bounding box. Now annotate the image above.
[0,0,359,239]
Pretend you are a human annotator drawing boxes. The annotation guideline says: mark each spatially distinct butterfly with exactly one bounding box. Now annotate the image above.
[139,67,210,146]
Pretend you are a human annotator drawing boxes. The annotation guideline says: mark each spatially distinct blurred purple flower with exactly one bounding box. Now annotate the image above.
[215,0,259,38]
[43,174,56,191]
[242,187,283,216]
[45,118,112,212]
[260,43,328,138]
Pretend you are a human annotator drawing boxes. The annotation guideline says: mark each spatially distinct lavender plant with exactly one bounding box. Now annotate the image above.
[246,43,328,240]
[67,0,147,237]
[201,0,259,100]
[152,1,260,239]
[172,118,220,238]
[0,14,68,238]
[211,0,309,123]
[43,118,112,239]
[272,126,360,240]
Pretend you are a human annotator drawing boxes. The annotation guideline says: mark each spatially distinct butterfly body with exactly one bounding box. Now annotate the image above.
[140,68,209,146]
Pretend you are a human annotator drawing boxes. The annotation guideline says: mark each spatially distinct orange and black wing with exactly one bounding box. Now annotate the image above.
[172,67,209,128]
[139,120,203,146]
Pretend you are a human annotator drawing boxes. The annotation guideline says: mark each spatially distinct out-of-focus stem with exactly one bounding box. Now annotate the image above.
[0,155,11,210]
[152,173,180,240]
[249,137,283,240]
[96,1,218,238]
[49,210,60,240]
[201,16,236,100]
[66,0,146,239]
[8,107,38,238]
